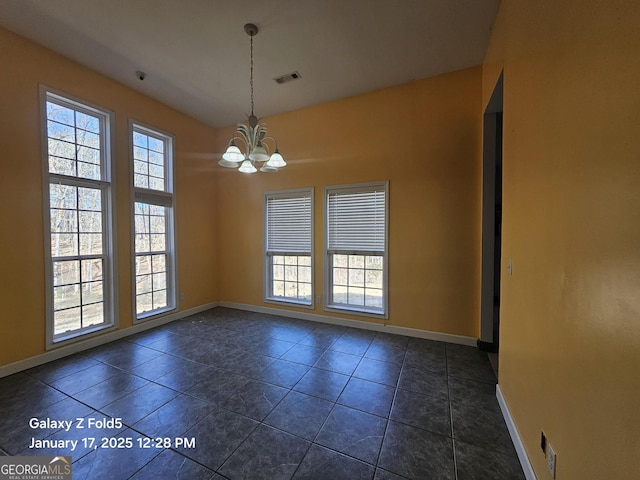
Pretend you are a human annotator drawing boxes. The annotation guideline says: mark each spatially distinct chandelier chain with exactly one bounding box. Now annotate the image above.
[250,34,254,115]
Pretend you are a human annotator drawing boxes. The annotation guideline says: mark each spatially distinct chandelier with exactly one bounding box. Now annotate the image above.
[218,23,286,173]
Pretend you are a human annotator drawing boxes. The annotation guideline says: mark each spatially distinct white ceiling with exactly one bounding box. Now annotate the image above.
[0,0,501,128]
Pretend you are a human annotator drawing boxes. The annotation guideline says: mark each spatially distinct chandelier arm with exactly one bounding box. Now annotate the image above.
[237,123,250,135]
[231,132,250,152]
[260,135,279,153]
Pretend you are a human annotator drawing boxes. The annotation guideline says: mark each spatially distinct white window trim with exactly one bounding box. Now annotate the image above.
[324,181,389,319]
[129,120,177,322]
[41,86,119,348]
[264,187,314,308]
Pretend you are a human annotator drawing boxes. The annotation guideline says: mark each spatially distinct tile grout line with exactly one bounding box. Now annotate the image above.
[374,345,405,478]
[446,344,460,480]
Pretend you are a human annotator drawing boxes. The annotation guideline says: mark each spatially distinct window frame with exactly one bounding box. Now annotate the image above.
[129,120,177,321]
[264,188,314,307]
[41,87,118,347]
[324,181,389,318]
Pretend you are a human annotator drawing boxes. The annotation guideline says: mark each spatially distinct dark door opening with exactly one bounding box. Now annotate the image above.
[479,73,503,357]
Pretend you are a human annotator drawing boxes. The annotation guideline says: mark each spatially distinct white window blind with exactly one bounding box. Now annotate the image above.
[327,186,386,252]
[266,192,312,254]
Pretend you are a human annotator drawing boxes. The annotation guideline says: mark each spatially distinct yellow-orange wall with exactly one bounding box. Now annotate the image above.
[484,1,640,478]
[215,67,483,337]
[0,26,218,366]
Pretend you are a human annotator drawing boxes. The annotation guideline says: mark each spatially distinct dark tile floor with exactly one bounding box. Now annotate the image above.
[0,307,525,479]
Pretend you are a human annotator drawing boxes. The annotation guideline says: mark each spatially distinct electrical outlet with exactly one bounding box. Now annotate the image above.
[316,295,321,305]
[179,292,185,301]
[507,258,513,276]
[547,442,557,478]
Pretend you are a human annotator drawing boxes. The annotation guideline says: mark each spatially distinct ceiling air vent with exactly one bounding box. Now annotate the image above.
[274,71,302,84]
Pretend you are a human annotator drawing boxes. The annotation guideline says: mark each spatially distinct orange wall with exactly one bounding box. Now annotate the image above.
[215,67,483,337]
[0,26,218,366]
[484,1,640,478]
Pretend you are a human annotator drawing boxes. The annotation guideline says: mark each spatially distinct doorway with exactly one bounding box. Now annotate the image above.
[479,73,503,365]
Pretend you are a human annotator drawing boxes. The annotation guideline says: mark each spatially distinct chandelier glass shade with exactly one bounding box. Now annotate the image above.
[219,24,286,173]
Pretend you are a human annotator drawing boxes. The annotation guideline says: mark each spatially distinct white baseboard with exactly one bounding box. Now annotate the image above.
[218,301,477,346]
[0,302,218,379]
[496,384,537,480]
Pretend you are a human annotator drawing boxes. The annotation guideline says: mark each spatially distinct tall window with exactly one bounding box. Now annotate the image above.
[265,189,313,306]
[43,90,115,342]
[326,182,388,316]
[131,124,175,319]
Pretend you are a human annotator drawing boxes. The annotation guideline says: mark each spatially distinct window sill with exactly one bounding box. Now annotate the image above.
[325,304,387,319]
[49,322,116,349]
[135,306,177,322]
[265,297,314,309]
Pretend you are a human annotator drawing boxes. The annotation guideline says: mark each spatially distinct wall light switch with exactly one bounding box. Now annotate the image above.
[507,258,513,276]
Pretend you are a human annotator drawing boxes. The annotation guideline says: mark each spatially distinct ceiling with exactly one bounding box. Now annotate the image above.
[0,0,501,128]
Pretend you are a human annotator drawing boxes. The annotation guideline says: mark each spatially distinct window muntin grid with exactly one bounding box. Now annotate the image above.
[45,93,112,340]
[131,123,175,319]
[52,258,105,335]
[330,254,384,310]
[134,202,169,315]
[133,130,167,191]
[46,101,102,181]
[270,254,312,303]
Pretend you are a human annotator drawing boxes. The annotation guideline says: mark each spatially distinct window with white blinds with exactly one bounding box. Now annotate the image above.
[265,189,313,305]
[325,182,388,316]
